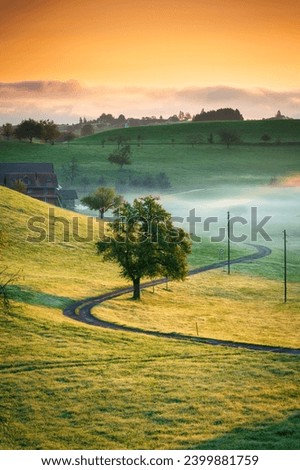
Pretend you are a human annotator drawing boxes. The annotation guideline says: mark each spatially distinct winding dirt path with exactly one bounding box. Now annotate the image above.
[63,244,300,355]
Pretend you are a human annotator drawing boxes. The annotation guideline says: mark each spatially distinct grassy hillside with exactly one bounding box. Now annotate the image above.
[93,272,300,348]
[0,187,299,449]
[76,119,300,145]
[0,186,124,301]
[1,120,300,195]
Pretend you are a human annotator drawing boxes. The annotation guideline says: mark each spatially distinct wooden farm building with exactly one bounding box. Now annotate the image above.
[0,163,77,209]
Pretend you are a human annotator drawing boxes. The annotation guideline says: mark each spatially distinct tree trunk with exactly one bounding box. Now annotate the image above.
[132,277,141,300]
[99,209,104,219]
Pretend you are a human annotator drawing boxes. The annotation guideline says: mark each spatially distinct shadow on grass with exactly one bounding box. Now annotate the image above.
[7,285,73,309]
[192,411,300,450]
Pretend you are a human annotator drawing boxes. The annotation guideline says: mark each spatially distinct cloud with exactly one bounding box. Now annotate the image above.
[0,80,84,99]
[0,80,300,124]
[144,86,300,119]
[174,86,300,112]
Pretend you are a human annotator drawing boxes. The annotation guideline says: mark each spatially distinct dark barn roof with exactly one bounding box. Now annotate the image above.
[0,162,63,206]
[0,163,54,185]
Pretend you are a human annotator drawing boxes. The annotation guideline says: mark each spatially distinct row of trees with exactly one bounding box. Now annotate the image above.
[62,153,171,192]
[2,119,60,144]
[3,119,278,151]
[76,109,245,133]
[73,108,292,132]
[79,111,192,129]
[76,109,246,133]
[193,108,244,122]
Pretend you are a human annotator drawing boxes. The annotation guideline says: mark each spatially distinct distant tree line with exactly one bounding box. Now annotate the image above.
[193,108,244,122]
[2,108,292,147]
[77,111,192,133]
[1,119,80,144]
[1,119,60,144]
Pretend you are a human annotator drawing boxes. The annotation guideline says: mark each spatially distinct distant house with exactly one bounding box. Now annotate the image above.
[58,189,78,210]
[0,163,62,206]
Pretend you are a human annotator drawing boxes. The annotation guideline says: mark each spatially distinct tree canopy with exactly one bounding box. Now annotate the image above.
[96,196,191,300]
[41,120,60,143]
[108,144,132,169]
[15,119,43,143]
[81,123,94,136]
[193,108,243,122]
[81,187,123,219]
[218,129,241,148]
[2,123,13,140]
[14,118,60,143]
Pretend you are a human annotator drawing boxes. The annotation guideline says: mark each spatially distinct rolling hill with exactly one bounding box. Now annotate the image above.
[76,119,300,145]
[0,187,299,449]
[0,120,300,196]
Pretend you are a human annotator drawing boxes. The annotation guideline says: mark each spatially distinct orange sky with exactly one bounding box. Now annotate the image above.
[1,0,300,88]
[1,0,300,122]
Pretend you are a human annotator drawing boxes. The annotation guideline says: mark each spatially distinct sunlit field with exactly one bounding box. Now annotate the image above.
[0,119,299,450]
[0,188,299,449]
[93,271,300,349]
[1,303,299,450]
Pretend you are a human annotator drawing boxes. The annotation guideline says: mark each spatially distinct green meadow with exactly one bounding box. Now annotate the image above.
[1,120,300,194]
[0,120,299,449]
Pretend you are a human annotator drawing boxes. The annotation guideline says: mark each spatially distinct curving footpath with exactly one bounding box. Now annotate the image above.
[63,244,300,355]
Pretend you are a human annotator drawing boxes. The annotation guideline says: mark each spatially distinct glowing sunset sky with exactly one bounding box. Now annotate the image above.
[1,0,300,123]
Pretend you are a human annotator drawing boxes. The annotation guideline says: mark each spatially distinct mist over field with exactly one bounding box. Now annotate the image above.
[75,180,300,285]
[77,183,299,248]
[161,185,300,246]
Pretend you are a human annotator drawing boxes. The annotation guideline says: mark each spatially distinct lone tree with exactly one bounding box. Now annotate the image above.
[261,133,271,143]
[2,123,13,141]
[41,119,60,143]
[81,187,123,219]
[108,144,132,169]
[218,129,241,148]
[96,196,192,300]
[81,123,94,137]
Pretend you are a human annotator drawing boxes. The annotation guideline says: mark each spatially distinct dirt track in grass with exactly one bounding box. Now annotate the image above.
[63,244,300,355]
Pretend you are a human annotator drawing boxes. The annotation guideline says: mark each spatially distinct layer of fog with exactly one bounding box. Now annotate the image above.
[161,185,300,249]
[76,184,300,250]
